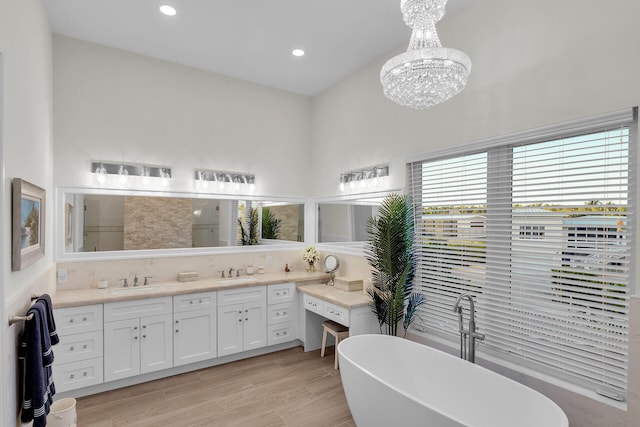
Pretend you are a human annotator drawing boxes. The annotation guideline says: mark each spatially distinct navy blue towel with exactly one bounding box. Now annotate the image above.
[18,295,59,427]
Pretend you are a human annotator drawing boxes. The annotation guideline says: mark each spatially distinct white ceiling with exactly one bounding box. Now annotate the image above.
[43,0,472,96]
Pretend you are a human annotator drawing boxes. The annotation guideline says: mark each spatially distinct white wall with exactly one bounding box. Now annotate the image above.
[52,35,312,197]
[310,1,640,426]
[310,0,640,197]
[0,0,55,424]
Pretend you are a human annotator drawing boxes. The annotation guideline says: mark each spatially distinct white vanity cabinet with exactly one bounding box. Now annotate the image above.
[303,294,349,326]
[103,297,173,382]
[53,304,104,392]
[267,283,296,346]
[217,286,266,356]
[173,291,217,366]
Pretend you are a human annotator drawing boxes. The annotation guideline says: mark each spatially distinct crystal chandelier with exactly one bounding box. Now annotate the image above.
[381,0,471,109]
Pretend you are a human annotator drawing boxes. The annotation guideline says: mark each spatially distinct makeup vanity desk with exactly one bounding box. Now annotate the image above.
[296,283,378,351]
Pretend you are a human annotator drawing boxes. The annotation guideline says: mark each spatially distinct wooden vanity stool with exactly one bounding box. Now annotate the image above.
[321,319,349,369]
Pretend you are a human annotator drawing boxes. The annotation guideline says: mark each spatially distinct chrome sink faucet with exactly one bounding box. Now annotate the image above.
[228,267,234,277]
[453,293,485,363]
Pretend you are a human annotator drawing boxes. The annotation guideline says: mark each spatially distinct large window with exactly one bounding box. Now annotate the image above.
[408,108,636,399]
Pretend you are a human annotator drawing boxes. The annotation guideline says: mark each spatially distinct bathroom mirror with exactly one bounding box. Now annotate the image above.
[324,254,339,272]
[57,187,305,259]
[324,254,340,286]
[316,190,400,244]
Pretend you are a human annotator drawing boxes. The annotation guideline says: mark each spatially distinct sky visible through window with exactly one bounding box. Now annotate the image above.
[421,128,630,209]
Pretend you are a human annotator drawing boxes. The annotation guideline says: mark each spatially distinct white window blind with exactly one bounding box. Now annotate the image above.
[408,108,636,398]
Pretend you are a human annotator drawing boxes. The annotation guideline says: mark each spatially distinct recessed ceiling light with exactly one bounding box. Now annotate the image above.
[292,49,305,57]
[159,5,177,16]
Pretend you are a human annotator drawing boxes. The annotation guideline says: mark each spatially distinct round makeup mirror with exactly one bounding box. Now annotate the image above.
[324,254,340,286]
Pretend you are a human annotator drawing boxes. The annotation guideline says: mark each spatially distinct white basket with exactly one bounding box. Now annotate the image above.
[47,398,77,427]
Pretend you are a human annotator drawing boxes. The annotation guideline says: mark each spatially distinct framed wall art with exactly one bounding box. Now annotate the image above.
[12,178,46,271]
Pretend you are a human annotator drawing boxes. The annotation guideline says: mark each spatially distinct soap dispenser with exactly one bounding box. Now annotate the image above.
[246,262,254,275]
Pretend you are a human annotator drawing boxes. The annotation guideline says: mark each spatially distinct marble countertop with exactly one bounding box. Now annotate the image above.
[296,283,371,309]
[52,271,330,308]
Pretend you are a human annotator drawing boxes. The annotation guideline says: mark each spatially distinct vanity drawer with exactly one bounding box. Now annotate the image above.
[218,286,266,306]
[56,330,104,364]
[303,294,324,316]
[174,291,217,313]
[324,302,349,327]
[267,302,293,325]
[267,283,295,305]
[53,357,104,393]
[104,297,172,322]
[55,304,103,335]
[268,323,293,346]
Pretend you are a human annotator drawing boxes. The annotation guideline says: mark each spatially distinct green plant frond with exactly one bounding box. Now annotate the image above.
[403,292,427,334]
[366,194,420,336]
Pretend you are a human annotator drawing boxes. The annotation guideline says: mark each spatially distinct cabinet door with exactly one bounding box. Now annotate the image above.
[174,309,217,366]
[218,303,244,356]
[140,314,173,374]
[243,301,267,351]
[104,318,140,382]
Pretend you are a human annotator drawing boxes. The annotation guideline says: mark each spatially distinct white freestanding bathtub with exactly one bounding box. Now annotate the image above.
[338,334,568,427]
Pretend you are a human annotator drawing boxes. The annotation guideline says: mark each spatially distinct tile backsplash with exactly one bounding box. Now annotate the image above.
[56,249,372,291]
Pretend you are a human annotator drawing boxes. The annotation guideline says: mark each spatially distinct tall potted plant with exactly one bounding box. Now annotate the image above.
[365,194,425,337]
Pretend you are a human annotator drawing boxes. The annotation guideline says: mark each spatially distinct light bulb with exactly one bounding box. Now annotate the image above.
[159,5,176,16]
[159,169,170,188]
[141,167,150,187]
[95,164,107,184]
[117,165,129,186]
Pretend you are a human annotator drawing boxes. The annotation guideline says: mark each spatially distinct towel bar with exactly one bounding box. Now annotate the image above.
[8,295,41,326]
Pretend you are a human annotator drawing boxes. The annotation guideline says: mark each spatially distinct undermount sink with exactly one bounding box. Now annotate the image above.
[112,285,160,293]
[218,277,254,285]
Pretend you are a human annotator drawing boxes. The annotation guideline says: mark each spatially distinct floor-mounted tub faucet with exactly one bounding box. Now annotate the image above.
[453,294,485,363]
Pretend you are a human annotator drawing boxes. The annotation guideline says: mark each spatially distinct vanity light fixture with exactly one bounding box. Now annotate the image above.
[292,49,305,57]
[195,169,256,194]
[338,164,389,194]
[91,161,172,189]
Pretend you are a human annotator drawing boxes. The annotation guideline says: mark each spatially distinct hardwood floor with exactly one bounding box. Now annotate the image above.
[76,346,356,426]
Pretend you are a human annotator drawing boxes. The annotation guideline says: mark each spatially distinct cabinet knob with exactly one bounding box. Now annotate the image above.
[238,310,242,314]
[83,344,88,349]
[69,318,74,323]
[134,326,138,330]
[70,374,75,379]
[276,332,280,336]
[175,320,179,324]
[199,300,203,303]
[82,317,87,322]
[245,318,248,321]
[238,319,242,322]
[175,329,179,333]
[70,346,74,351]
[134,336,138,340]
[83,371,88,377]
[190,301,194,304]
[143,334,146,338]
[142,325,147,328]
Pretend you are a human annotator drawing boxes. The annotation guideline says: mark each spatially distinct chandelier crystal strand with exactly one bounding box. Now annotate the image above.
[381,0,471,109]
